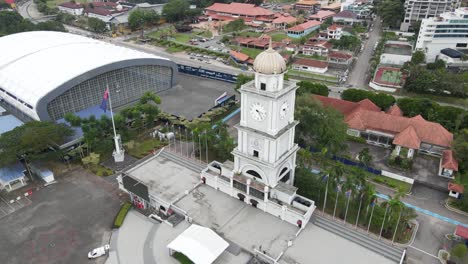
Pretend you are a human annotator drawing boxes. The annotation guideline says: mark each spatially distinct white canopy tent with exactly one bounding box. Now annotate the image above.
[167,224,229,264]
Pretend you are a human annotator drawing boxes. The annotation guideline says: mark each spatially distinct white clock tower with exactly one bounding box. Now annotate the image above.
[232,44,299,189]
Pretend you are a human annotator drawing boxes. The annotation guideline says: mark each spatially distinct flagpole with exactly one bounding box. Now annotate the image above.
[344,191,351,224]
[367,203,374,234]
[322,175,329,216]
[355,194,363,229]
[107,86,118,142]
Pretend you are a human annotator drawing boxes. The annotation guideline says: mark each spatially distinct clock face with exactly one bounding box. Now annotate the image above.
[250,102,267,122]
[280,101,289,119]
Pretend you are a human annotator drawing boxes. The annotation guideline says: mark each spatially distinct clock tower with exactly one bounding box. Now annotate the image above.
[232,44,299,189]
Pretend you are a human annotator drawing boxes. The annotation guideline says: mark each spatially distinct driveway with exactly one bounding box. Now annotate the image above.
[347,17,382,88]
[0,168,122,264]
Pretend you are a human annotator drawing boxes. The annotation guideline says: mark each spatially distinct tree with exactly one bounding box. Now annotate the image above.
[341,89,396,110]
[0,11,35,36]
[358,148,372,166]
[87,17,107,33]
[453,129,468,172]
[128,9,160,32]
[223,19,246,33]
[163,0,190,22]
[295,95,348,155]
[0,121,73,166]
[377,0,404,28]
[35,20,66,31]
[411,50,425,65]
[329,35,361,51]
[426,59,446,70]
[235,74,254,91]
[297,81,329,96]
[451,244,467,262]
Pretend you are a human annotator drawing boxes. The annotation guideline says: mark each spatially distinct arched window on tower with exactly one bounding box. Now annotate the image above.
[246,170,262,180]
[279,167,290,183]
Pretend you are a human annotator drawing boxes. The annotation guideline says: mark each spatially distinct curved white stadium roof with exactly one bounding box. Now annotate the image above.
[0,31,175,121]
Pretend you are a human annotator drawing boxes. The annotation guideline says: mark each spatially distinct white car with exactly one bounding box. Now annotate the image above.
[88,244,110,259]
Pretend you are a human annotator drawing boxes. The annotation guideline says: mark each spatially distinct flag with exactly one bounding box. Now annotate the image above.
[345,189,352,198]
[100,88,109,112]
[321,174,328,182]
[336,184,342,193]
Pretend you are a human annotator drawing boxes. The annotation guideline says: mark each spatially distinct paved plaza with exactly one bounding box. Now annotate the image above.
[158,74,236,120]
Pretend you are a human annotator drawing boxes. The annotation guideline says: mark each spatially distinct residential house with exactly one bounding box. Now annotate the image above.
[85,2,128,23]
[204,3,275,23]
[302,40,332,56]
[342,3,373,20]
[309,10,335,22]
[292,58,328,73]
[58,2,84,15]
[333,10,360,25]
[315,95,457,177]
[230,50,250,64]
[320,2,341,13]
[272,14,297,29]
[287,20,321,38]
[294,0,320,13]
[326,24,343,39]
[328,51,353,68]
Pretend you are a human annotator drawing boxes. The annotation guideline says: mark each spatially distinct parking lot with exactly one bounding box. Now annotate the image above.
[0,192,32,220]
[0,168,122,264]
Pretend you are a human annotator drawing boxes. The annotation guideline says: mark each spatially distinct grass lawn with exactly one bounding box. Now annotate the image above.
[127,138,166,159]
[173,33,192,43]
[269,32,288,42]
[397,90,468,108]
[166,46,185,53]
[173,252,194,264]
[288,69,338,81]
[147,26,176,39]
[367,174,412,193]
[296,54,328,61]
[381,70,402,84]
[46,0,87,8]
[237,31,262,38]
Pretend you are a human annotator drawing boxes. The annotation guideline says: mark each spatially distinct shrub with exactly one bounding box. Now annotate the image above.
[113,202,132,228]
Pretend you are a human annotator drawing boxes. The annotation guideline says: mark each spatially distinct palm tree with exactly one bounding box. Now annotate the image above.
[381,188,406,240]
[323,163,344,216]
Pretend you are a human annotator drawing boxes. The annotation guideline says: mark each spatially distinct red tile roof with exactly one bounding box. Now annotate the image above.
[288,20,321,32]
[230,50,249,62]
[456,225,468,239]
[305,40,333,49]
[335,10,358,19]
[295,0,319,6]
[328,51,352,60]
[309,10,335,19]
[59,2,83,9]
[327,24,342,31]
[322,3,341,9]
[387,105,403,116]
[393,126,421,149]
[442,150,459,171]
[315,96,454,148]
[205,3,274,17]
[448,182,464,193]
[272,15,297,24]
[293,58,328,68]
[5,0,14,4]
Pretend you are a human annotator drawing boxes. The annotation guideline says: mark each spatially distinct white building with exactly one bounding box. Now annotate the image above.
[400,0,460,31]
[415,8,468,62]
[292,58,329,73]
[201,44,316,228]
[57,2,84,16]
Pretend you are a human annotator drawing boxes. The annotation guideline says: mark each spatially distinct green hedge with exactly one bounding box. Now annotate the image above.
[113,202,132,228]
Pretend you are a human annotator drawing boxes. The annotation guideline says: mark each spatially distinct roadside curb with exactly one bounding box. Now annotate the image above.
[444,199,468,217]
[395,219,419,247]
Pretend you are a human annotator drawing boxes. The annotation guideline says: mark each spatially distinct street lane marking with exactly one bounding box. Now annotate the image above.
[375,193,468,227]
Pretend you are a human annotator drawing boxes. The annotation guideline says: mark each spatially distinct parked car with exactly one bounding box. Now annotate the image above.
[88,245,110,259]
[190,56,195,59]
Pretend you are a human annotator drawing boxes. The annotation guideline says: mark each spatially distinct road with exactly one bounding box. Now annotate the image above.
[347,17,382,88]
[17,0,52,23]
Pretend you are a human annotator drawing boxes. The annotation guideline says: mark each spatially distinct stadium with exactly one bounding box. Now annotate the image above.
[0,31,178,122]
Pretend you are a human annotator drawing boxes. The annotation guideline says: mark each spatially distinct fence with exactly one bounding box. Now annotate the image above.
[177,64,237,83]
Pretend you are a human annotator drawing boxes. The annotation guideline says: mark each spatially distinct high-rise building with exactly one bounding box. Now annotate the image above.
[400,0,460,31]
[415,7,468,62]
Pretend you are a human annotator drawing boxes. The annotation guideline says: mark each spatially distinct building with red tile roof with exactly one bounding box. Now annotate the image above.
[309,10,336,22]
[85,2,127,22]
[449,182,464,198]
[204,3,275,23]
[386,105,403,116]
[292,58,328,73]
[294,0,320,12]
[230,50,250,63]
[287,20,322,38]
[314,95,455,163]
[439,150,459,178]
[302,40,332,56]
[58,1,84,15]
[321,3,341,12]
[455,225,468,239]
[272,15,297,29]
